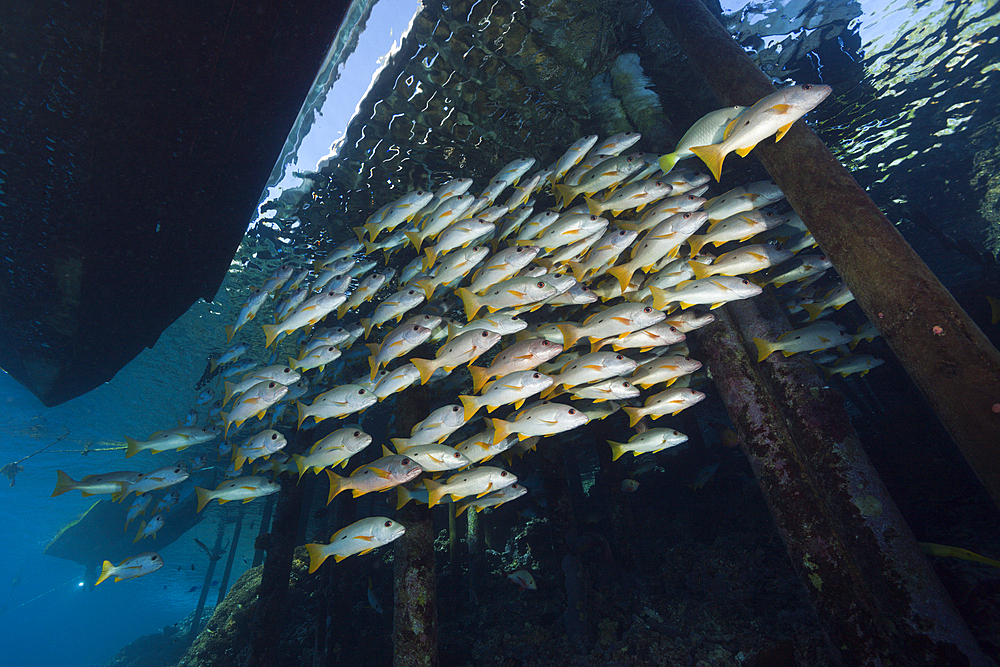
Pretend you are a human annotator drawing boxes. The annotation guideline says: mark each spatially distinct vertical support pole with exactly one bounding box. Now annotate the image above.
[216,511,243,606]
[466,507,481,605]
[393,392,438,667]
[188,519,225,644]
[252,495,275,569]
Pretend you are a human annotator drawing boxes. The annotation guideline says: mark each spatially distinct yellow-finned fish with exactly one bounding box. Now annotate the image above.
[703,180,785,221]
[566,228,638,282]
[289,345,341,373]
[52,470,139,498]
[362,190,434,241]
[423,218,495,269]
[124,425,221,458]
[373,363,421,401]
[459,370,554,420]
[360,288,427,338]
[608,428,689,460]
[657,106,746,174]
[569,378,640,402]
[541,352,638,398]
[392,405,469,450]
[337,272,388,320]
[304,517,406,572]
[95,552,163,585]
[221,380,289,437]
[194,476,280,512]
[411,329,503,384]
[685,210,786,257]
[753,321,853,361]
[392,443,472,473]
[456,277,561,321]
[325,455,423,502]
[116,464,189,502]
[296,384,377,427]
[225,288,268,343]
[555,303,665,351]
[490,401,590,444]
[262,289,347,348]
[689,84,832,181]
[423,466,517,507]
[456,483,527,516]
[405,194,477,252]
[629,355,703,389]
[689,243,793,280]
[819,355,884,377]
[584,178,674,217]
[468,338,563,393]
[366,323,433,380]
[233,429,287,471]
[622,388,706,426]
[468,245,540,294]
[606,211,708,292]
[133,514,165,543]
[650,277,763,312]
[548,135,599,185]
[415,245,489,300]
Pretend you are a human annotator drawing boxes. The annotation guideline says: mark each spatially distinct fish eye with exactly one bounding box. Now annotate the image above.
[568,409,577,415]
[532,373,540,378]
[358,389,366,395]
[683,213,691,218]
[283,368,291,373]
[174,469,181,473]
[401,459,410,465]
[590,215,597,220]
[643,307,652,313]
[742,279,750,284]
[151,556,158,560]
[541,340,550,346]
[623,382,631,387]
[673,430,680,436]
[271,434,278,440]
[453,452,462,458]
[353,431,361,436]
[670,326,678,332]
[472,246,480,251]
[268,382,277,388]
[385,520,393,527]
[616,355,624,360]
[626,157,634,162]
[481,331,489,337]
[536,281,545,288]
[452,406,460,412]
[413,326,420,331]
[515,246,524,252]
[500,471,508,476]
[803,84,813,90]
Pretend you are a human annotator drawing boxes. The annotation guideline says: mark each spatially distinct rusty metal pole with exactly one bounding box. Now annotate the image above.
[649,0,1000,512]
[728,293,990,665]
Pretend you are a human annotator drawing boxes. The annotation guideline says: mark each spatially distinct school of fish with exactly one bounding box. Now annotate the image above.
[52,84,883,586]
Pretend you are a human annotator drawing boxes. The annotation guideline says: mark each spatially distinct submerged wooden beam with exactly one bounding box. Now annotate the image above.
[650,0,1000,514]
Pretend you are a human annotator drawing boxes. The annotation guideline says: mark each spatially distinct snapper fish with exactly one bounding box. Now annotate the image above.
[657,105,747,174]
[490,401,590,443]
[392,443,472,473]
[468,245,540,294]
[456,483,527,516]
[360,288,427,338]
[361,189,434,241]
[95,552,163,585]
[702,180,785,221]
[304,517,406,572]
[459,370,554,420]
[133,514,165,543]
[116,465,189,502]
[209,342,252,373]
[292,427,373,477]
[152,489,180,514]
[650,277,763,311]
[337,272,388,320]
[555,303,665,351]
[223,365,301,405]
[689,83,833,181]
[820,354,884,377]
[753,322,854,361]
[325,455,423,502]
[623,388,706,426]
[423,466,517,507]
[548,135,599,185]
[124,492,152,527]
[410,329,502,385]
[296,385,377,427]
[468,338,563,393]
[233,429,287,470]
[262,289,347,348]
[608,428,689,460]
[221,381,289,437]
[124,425,221,458]
[569,378,640,402]
[225,288,268,343]
[689,243,794,280]
[194,476,280,512]
[367,323,433,379]
[289,345,341,373]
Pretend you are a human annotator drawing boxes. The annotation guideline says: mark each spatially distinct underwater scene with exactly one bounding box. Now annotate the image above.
[3,0,1000,665]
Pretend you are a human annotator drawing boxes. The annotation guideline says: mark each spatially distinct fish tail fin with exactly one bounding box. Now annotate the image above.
[262,323,280,348]
[223,381,238,406]
[224,324,236,343]
[410,358,436,385]
[688,144,725,182]
[95,561,114,586]
[686,235,707,257]
[363,222,381,241]
[353,225,367,242]
[584,195,603,216]
[468,365,489,393]
[209,357,219,373]
[658,152,680,175]
[555,323,580,350]
[305,543,329,574]
[195,487,212,513]
[490,418,512,445]
[404,231,423,252]
[415,279,434,301]
[361,318,374,339]
[367,348,380,381]
[802,303,825,322]
[133,521,146,544]
[688,260,712,281]
[292,454,308,479]
[455,502,469,517]
[296,402,309,430]
[52,470,77,497]
[623,407,642,428]
[456,288,482,322]
[753,337,775,362]
[423,247,437,271]
[566,261,587,283]
[606,264,635,293]
[649,286,671,312]
[608,441,628,462]
[124,436,142,459]
[423,478,445,508]
[325,469,345,505]
[396,485,414,510]
[233,453,247,471]
[362,240,377,256]
[554,184,576,208]
[458,395,480,422]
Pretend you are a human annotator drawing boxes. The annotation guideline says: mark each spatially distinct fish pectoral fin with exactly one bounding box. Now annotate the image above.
[770,103,793,114]
[476,483,494,498]
[371,468,392,479]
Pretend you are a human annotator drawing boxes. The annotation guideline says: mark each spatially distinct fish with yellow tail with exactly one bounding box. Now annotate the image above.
[209,342,251,373]
[689,243,793,281]
[337,272,388,320]
[289,345,341,373]
[685,210,786,257]
[555,303,665,352]
[459,370,554,421]
[124,425,221,458]
[133,514,165,543]
[221,380,288,438]
[225,288,268,343]
[366,323,433,380]
[650,277,763,312]
[423,466,517,507]
[629,355,703,390]
[540,352,637,398]
[95,552,163,585]
[600,322,685,353]
[819,354,884,377]
[415,245,489,300]
[410,329,502,385]
[702,180,785,222]
[608,428,689,461]
[490,401,590,444]
[233,429,287,471]
[325,454,422,503]
[689,83,832,181]
[115,465,189,502]
[292,427,372,477]
[52,470,139,498]
[553,153,650,208]
[584,178,674,217]
[360,288,427,338]
[423,217,495,270]
[304,517,406,572]
[455,482,527,516]
[753,321,853,361]
[622,388,706,427]
[657,106,747,175]
[391,405,469,450]
[457,276,562,321]
[361,189,434,241]
[801,283,854,322]
[223,365,300,405]
[296,385,376,428]
[468,245,540,294]
[194,476,279,512]
[569,378,640,402]
[261,289,346,348]
[391,443,472,473]
[918,542,1000,569]
[405,194,477,252]
[606,211,708,292]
